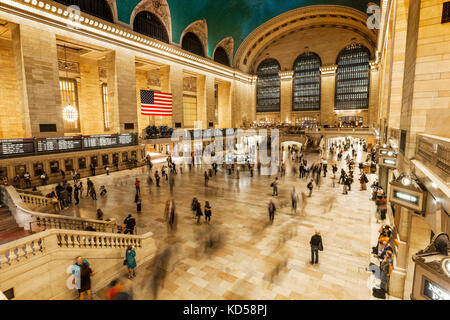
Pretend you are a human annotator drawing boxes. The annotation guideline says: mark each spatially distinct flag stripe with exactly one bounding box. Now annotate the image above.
[140,90,173,117]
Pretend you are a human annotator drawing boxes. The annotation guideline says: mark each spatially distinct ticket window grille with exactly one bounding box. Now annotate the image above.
[256,58,281,113]
[292,52,321,111]
[335,44,370,110]
[60,78,81,132]
[101,84,111,131]
[183,95,198,129]
[78,158,87,169]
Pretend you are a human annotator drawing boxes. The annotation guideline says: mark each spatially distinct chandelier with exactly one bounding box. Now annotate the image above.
[63,105,78,122]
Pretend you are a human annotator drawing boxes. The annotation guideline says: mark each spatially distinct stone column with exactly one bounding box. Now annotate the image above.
[79,57,104,135]
[368,64,380,128]
[0,36,26,138]
[105,50,138,133]
[160,65,183,128]
[279,71,293,123]
[205,75,216,128]
[136,70,150,136]
[196,75,207,129]
[11,24,63,137]
[218,81,231,128]
[159,65,174,127]
[389,206,412,299]
[319,65,337,127]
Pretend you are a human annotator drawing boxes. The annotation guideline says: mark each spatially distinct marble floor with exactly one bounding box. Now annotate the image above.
[36,143,390,300]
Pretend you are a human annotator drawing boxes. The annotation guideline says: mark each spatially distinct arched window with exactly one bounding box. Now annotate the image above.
[181,32,205,57]
[53,0,113,22]
[292,52,321,111]
[214,47,230,66]
[133,11,169,43]
[335,44,370,110]
[256,58,281,113]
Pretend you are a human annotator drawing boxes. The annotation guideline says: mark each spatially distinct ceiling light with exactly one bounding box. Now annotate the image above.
[63,105,78,123]
[401,177,411,187]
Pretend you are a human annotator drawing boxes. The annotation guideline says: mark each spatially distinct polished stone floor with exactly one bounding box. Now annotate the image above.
[36,142,389,300]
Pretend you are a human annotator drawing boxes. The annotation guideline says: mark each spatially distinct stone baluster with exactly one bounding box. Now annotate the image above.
[14,247,19,262]
[63,234,68,247]
[87,236,92,247]
[70,235,75,247]
[57,234,62,247]
[76,235,81,247]
[93,236,97,248]
[30,241,36,255]
[5,250,11,265]
[38,239,43,252]
[22,244,28,259]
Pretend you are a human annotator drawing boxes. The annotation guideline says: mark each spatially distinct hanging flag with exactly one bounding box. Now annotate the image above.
[140,90,173,116]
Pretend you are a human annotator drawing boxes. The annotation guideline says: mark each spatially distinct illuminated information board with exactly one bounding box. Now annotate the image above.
[0,139,35,158]
[37,137,82,153]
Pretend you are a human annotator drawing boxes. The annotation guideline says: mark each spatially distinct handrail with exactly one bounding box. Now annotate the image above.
[18,193,50,208]
[415,134,450,182]
[0,186,119,234]
[0,228,151,270]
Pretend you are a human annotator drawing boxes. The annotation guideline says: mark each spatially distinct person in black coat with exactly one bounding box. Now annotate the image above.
[124,215,136,235]
[310,231,323,265]
[268,200,276,224]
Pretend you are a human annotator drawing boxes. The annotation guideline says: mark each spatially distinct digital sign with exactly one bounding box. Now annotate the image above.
[36,137,82,153]
[393,190,419,205]
[383,159,397,166]
[0,139,35,158]
[83,134,136,150]
[423,280,450,300]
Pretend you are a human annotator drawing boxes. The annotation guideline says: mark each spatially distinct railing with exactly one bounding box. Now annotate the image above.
[0,232,45,270]
[0,185,120,234]
[0,229,155,300]
[415,134,450,182]
[19,193,50,208]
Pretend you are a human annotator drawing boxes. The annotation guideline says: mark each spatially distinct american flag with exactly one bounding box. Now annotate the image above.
[140,90,173,116]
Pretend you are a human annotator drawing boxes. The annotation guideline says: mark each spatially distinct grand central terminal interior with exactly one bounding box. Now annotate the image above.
[0,0,449,302]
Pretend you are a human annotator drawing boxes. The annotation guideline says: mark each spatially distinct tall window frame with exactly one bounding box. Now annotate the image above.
[256,58,281,113]
[335,44,371,110]
[133,11,169,44]
[101,83,111,131]
[214,47,230,66]
[59,77,80,133]
[292,52,321,111]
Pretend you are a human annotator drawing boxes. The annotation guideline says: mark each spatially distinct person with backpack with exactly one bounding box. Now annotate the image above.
[204,201,212,224]
[360,172,369,191]
[307,179,314,197]
[309,231,323,265]
[123,214,136,235]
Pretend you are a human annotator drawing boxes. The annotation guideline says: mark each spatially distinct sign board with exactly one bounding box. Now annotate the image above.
[379,156,398,169]
[0,139,35,158]
[423,279,450,300]
[36,136,82,154]
[389,182,426,213]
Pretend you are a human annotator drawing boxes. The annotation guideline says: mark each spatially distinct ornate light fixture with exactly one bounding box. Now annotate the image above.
[63,105,78,122]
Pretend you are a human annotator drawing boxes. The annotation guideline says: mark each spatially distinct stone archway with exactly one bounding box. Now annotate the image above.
[180,19,208,56]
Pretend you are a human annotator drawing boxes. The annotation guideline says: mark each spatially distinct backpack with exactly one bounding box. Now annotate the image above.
[364,176,369,183]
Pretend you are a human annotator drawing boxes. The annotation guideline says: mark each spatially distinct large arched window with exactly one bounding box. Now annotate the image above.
[335,44,370,110]
[133,11,169,43]
[53,0,113,22]
[181,32,205,57]
[292,52,321,111]
[256,58,281,113]
[214,47,230,66]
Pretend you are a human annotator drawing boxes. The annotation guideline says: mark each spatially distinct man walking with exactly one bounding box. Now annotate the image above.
[268,200,276,224]
[307,179,314,197]
[271,177,279,196]
[309,231,323,265]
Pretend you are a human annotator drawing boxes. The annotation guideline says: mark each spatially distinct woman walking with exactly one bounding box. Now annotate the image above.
[195,201,203,224]
[125,245,137,279]
[79,261,94,300]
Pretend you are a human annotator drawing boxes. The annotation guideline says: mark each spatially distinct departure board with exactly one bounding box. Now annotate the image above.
[36,136,82,153]
[117,134,134,146]
[83,135,118,149]
[0,139,35,158]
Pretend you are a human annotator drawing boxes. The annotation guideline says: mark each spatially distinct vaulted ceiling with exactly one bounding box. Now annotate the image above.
[116,0,378,57]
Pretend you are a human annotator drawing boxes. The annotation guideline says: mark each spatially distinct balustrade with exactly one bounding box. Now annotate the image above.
[19,193,50,208]
[415,134,450,182]
[0,236,44,269]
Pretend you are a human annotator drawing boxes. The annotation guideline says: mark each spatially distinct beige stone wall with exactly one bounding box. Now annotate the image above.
[0,38,25,139]
[217,81,232,128]
[11,24,63,137]
[410,0,450,139]
[79,57,104,135]
[136,70,150,135]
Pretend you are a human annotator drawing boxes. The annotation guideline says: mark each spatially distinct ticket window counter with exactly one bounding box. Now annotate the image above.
[122,152,129,163]
[90,156,98,168]
[102,155,109,167]
[78,157,87,170]
[33,163,44,177]
[131,151,137,161]
[15,165,26,178]
[65,159,74,172]
[49,161,60,175]
[0,167,7,181]
[112,153,119,169]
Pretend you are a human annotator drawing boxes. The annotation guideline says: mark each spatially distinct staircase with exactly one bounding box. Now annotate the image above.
[0,202,32,245]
